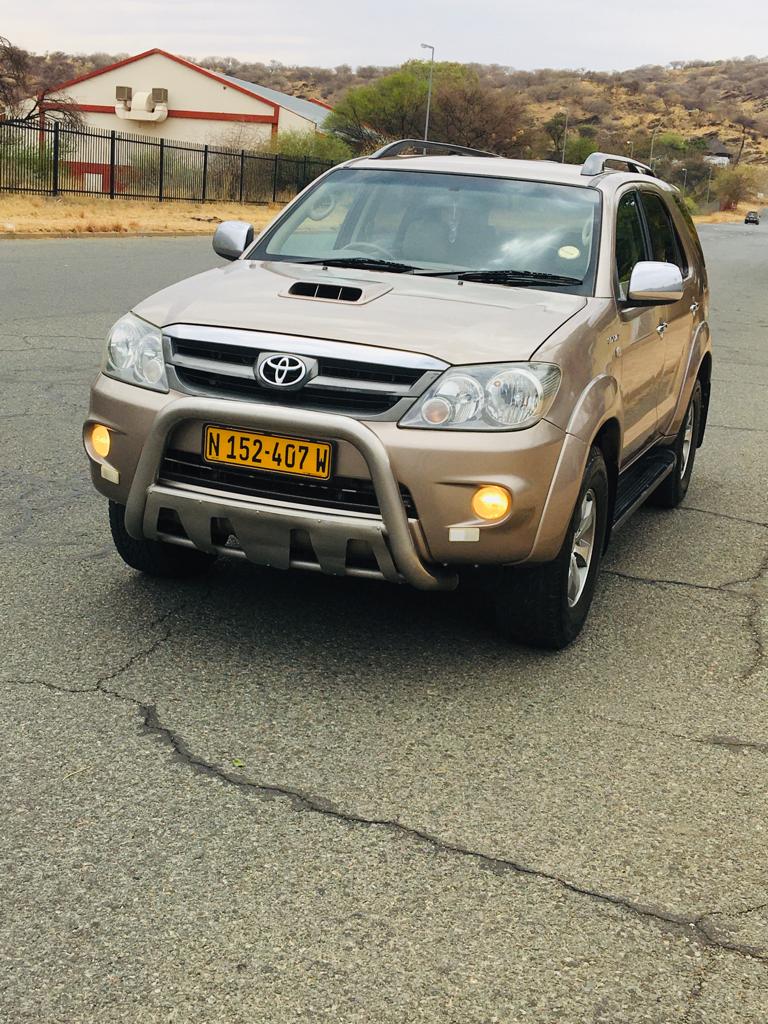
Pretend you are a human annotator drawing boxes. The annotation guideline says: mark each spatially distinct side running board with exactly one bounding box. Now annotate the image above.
[612,449,676,531]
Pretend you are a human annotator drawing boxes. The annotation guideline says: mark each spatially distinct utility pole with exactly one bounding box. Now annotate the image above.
[421,43,435,143]
[561,109,569,163]
[705,164,713,206]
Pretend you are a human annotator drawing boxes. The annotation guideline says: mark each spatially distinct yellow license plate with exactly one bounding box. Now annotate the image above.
[203,425,332,479]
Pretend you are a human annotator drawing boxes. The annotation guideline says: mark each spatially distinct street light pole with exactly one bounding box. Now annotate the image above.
[681,167,688,193]
[421,43,435,143]
[649,123,662,165]
[561,109,569,163]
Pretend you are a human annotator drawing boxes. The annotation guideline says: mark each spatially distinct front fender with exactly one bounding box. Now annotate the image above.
[564,372,622,443]
[522,374,622,563]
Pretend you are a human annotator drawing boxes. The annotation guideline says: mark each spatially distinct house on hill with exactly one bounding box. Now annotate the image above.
[43,48,331,147]
[703,138,733,167]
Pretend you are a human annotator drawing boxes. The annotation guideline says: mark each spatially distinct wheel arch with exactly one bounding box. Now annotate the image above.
[590,417,621,550]
[696,350,712,447]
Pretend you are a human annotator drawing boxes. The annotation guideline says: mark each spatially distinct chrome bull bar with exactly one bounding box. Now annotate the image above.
[124,397,458,592]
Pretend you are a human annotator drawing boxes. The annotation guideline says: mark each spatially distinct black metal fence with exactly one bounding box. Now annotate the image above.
[0,120,334,204]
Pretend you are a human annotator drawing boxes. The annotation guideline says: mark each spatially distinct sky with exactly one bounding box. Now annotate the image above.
[4,0,768,71]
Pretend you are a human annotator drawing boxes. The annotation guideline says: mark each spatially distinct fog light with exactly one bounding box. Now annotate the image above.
[471,485,511,521]
[91,423,111,459]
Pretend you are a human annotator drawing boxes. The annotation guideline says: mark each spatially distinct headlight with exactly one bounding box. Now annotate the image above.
[400,362,561,431]
[104,313,168,392]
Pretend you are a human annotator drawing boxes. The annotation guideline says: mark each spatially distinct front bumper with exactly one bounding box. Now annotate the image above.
[85,376,574,588]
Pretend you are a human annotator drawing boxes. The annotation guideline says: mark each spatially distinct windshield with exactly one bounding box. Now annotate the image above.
[250,167,602,294]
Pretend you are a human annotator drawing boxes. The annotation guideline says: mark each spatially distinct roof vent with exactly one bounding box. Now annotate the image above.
[288,281,364,303]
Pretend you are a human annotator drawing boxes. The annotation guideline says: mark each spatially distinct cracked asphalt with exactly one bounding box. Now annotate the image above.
[1,225,767,1023]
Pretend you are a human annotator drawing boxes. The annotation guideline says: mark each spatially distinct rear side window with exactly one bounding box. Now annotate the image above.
[640,191,687,274]
[615,191,647,300]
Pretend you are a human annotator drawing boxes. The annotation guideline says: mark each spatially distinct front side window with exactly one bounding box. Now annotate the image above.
[615,191,647,300]
[672,193,703,271]
[640,191,686,273]
[250,168,602,295]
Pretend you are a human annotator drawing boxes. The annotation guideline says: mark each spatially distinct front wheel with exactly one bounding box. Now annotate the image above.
[493,446,609,649]
[108,501,216,578]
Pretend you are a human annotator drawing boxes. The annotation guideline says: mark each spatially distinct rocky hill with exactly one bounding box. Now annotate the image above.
[25,50,768,161]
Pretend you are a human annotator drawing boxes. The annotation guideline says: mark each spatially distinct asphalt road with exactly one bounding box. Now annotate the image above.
[1,225,766,1023]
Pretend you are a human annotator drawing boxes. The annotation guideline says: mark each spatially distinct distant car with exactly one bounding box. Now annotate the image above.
[745,211,760,224]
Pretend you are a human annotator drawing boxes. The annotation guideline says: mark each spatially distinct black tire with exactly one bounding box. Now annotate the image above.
[494,446,609,650]
[108,501,216,578]
[648,380,702,509]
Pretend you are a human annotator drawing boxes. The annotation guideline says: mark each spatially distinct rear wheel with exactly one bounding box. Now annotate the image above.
[493,446,609,649]
[108,501,216,578]
[648,380,702,509]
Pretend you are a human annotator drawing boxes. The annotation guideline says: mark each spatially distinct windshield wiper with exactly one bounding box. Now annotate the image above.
[419,268,583,287]
[294,257,419,274]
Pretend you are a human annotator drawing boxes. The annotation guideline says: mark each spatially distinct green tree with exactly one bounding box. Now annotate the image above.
[324,61,473,144]
[713,165,756,209]
[429,81,530,156]
[564,133,599,164]
[544,112,568,156]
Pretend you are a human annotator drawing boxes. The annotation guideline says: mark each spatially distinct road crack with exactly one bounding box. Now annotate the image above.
[604,547,768,683]
[7,671,767,967]
[602,570,724,594]
[678,506,767,529]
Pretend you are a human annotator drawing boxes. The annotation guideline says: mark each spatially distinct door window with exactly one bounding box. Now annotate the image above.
[640,191,686,273]
[615,191,647,300]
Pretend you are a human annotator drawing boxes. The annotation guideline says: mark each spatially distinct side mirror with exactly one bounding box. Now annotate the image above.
[213,220,255,261]
[627,261,684,304]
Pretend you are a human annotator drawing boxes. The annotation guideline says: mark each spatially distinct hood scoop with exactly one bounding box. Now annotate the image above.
[288,281,363,302]
[280,277,393,305]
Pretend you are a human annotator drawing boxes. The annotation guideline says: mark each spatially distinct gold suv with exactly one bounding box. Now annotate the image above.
[84,141,712,648]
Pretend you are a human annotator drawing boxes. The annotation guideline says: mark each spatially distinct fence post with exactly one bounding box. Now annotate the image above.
[272,154,280,203]
[158,139,165,201]
[109,130,116,199]
[239,150,245,203]
[51,121,60,196]
[201,144,208,202]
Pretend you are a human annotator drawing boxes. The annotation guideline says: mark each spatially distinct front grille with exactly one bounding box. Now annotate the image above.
[166,333,440,418]
[175,367,396,415]
[159,449,418,518]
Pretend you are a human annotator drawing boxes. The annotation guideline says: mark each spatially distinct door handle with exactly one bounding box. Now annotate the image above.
[690,302,700,314]
[656,321,668,336]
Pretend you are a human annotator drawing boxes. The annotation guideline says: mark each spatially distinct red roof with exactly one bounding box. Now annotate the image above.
[49,48,280,113]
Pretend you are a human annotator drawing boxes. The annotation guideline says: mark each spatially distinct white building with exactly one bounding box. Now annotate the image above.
[45,48,332,147]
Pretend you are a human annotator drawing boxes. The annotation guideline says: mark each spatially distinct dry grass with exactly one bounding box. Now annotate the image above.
[0,193,282,236]
[693,202,760,224]
[1,189,757,236]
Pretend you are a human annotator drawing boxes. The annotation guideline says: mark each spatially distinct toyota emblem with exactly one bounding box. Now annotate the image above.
[256,353,310,390]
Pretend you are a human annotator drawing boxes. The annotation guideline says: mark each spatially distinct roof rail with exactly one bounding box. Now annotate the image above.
[370,139,500,160]
[581,152,655,177]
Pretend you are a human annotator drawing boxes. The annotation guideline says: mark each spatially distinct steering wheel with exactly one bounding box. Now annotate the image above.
[340,241,395,260]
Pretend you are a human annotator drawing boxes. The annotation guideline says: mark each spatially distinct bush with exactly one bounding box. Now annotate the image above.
[713,165,756,209]
[260,129,352,164]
